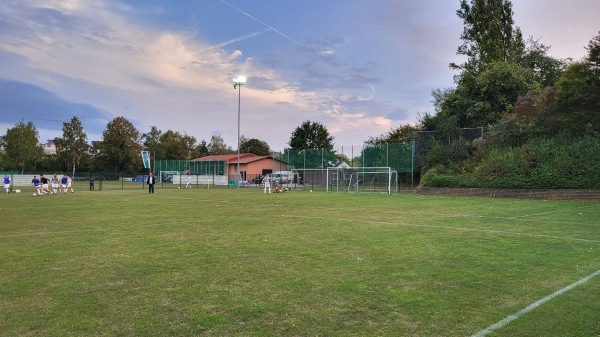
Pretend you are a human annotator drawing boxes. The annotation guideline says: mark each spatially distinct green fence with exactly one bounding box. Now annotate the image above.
[152,160,226,175]
[276,142,416,189]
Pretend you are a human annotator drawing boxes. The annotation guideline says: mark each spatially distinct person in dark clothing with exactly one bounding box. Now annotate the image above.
[146,173,156,194]
[90,176,95,191]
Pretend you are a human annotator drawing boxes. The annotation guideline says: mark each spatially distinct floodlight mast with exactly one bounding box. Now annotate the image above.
[233,75,246,187]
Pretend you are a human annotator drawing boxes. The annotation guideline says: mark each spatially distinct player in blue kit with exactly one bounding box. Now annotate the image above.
[32,175,42,195]
[4,174,11,194]
[61,174,69,194]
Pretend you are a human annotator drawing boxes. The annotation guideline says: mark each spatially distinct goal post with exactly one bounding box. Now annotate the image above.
[326,167,397,194]
[159,171,179,183]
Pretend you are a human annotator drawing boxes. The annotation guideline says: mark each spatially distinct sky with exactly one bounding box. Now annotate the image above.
[0,0,598,152]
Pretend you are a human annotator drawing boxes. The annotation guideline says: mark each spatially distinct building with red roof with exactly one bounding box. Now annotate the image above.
[190,153,287,181]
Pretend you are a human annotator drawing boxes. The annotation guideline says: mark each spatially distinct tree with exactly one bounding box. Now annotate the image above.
[453,0,523,70]
[240,137,270,156]
[555,32,600,134]
[54,116,89,176]
[366,124,419,145]
[3,120,44,173]
[99,117,142,173]
[142,126,165,160]
[434,0,537,128]
[435,61,537,127]
[207,135,234,155]
[193,140,209,158]
[512,87,561,137]
[159,130,197,160]
[181,134,199,159]
[517,37,566,87]
[586,31,600,68]
[288,121,334,150]
[555,63,600,133]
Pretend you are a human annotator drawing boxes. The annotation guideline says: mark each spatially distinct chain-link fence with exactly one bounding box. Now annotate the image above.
[5,129,489,194]
[153,160,227,176]
[413,127,486,169]
[9,171,258,193]
[275,143,415,190]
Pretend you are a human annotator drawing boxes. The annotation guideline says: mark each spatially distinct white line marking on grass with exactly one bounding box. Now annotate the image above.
[476,215,600,227]
[507,204,599,219]
[282,215,600,244]
[471,269,600,337]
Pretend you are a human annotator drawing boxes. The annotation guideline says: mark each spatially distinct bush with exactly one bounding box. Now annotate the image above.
[420,134,600,189]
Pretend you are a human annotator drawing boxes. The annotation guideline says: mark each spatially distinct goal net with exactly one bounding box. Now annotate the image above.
[159,171,179,183]
[326,167,398,194]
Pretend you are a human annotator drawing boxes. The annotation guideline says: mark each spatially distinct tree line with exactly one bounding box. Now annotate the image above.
[0,117,334,175]
[3,0,597,188]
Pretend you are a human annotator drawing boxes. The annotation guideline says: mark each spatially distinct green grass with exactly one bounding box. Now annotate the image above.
[1,187,599,336]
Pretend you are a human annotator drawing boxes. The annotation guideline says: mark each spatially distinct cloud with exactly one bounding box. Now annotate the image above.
[0,1,314,146]
[0,78,111,131]
[385,107,410,121]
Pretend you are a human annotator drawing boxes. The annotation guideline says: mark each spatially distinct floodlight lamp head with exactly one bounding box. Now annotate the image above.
[233,75,246,86]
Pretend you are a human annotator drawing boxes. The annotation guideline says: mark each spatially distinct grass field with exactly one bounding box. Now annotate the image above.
[1,185,599,336]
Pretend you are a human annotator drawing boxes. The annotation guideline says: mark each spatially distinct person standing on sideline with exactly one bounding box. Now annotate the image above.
[32,175,42,195]
[262,174,271,194]
[89,176,95,191]
[147,173,156,194]
[186,173,192,189]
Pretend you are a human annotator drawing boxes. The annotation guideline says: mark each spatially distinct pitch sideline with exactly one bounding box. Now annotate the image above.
[471,268,600,336]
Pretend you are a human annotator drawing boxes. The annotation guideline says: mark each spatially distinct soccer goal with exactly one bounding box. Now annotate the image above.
[159,171,179,183]
[326,167,398,194]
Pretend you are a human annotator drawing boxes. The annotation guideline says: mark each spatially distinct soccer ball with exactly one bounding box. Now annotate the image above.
[33,193,37,197]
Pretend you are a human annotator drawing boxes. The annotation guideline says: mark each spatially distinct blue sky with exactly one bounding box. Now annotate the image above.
[0,0,598,151]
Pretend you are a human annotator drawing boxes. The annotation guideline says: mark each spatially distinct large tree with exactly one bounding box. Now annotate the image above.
[3,120,44,173]
[159,130,198,160]
[366,124,419,145]
[142,126,165,160]
[453,0,523,70]
[207,135,234,155]
[286,121,335,169]
[99,117,142,173]
[194,140,209,158]
[432,0,553,128]
[288,120,334,150]
[517,38,566,87]
[555,32,600,134]
[432,62,537,128]
[54,116,89,176]
[240,137,270,156]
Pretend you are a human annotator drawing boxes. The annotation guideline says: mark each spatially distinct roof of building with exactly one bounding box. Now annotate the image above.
[191,153,286,165]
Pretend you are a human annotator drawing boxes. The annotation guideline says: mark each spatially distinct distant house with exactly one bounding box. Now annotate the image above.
[333,157,351,168]
[40,139,56,155]
[190,153,287,181]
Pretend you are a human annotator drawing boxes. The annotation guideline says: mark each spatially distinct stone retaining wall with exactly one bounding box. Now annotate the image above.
[415,186,600,200]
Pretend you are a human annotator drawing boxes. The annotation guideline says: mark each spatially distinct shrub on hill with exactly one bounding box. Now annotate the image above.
[420,134,600,189]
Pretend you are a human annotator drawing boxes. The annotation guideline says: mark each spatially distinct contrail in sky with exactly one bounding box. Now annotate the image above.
[217,0,304,47]
[205,30,267,52]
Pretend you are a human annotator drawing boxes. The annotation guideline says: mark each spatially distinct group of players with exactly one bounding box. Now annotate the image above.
[31,173,74,196]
